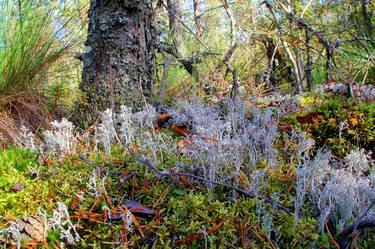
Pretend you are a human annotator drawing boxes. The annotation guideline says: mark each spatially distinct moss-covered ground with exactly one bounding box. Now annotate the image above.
[0,94,374,248]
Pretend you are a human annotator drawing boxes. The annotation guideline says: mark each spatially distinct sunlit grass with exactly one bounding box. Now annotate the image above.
[0,0,71,105]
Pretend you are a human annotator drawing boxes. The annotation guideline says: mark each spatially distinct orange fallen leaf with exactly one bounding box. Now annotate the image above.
[170,124,188,137]
[277,123,292,132]
[177,139,190,154]
[296,112,323,125]
[155,113,172,129]
[350,118,358,126]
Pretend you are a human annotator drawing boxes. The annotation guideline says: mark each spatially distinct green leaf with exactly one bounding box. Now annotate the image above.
[173,188,184,196]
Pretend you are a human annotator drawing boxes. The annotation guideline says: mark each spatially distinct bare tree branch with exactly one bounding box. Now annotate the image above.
[216,0,237,71]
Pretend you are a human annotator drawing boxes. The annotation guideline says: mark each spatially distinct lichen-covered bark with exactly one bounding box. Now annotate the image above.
[80,0,154,123]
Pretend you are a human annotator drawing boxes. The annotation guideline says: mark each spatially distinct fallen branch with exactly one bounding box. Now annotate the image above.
[78,155,123,175]
[129,148,292,215]
[338,219,375,249]
[338,198,375,249]
[79,145,292,215]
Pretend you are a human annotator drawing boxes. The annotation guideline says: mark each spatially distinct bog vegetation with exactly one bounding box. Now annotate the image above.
[0,0,374,248]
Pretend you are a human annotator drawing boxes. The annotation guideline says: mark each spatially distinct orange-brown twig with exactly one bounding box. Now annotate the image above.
[175,223,223,245]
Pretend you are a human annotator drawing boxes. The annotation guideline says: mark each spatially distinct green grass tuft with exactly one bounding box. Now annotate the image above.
[0,0,71,105]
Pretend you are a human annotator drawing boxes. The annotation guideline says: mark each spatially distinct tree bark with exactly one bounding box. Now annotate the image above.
[166,0,186,58]
[193,0,203,38]
[79,0,154,123]
[261,36,293,86]
[361,0,373,39]
[325,46,333,81]
[305,30,313,89]
[295,48,305,91]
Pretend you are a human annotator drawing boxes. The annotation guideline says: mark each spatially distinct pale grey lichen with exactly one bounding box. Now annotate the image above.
[43,118,77,155]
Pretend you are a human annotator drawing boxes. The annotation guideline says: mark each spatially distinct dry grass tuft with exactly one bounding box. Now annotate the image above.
[0,91,53,144]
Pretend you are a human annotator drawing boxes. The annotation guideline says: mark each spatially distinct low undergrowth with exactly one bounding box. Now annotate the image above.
[284,95,374,157]
[0,94,374,248]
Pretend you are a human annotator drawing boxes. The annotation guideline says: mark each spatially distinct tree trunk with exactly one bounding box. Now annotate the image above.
[361,0,373,39]
[295,48,305,92]
[193,0,203,38]
[260,35,294,86]
[305,30,313,89]
[79,0,154,124]
[166,0,186,58]
[325,46,333,82]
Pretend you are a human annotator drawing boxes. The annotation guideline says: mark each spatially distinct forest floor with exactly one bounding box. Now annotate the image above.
[0,90,374,248]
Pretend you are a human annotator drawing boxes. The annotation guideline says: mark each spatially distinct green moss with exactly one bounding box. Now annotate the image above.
[283,95,374,157]
[0,147,90,217]
[1,118,374,248]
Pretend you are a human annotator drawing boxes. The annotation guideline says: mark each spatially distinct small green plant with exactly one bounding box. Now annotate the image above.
[0,146,89,217]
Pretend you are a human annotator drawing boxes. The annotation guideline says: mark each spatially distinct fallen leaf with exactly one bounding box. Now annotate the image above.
[11,183,24,191]
[122,200,156,218]
[156,113,172,129]
[170,124,188,136]
[296,112,323,125]
[177,139,191,154]
[350,118,358,126]
[277,123,292,131]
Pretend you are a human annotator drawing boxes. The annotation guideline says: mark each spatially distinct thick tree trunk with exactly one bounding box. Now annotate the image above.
[80,0,154,123]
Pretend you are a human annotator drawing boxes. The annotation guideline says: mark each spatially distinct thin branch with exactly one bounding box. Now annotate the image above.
[300,0,314,19]
[78,155,122,175]
[215,0,237,71]
[156,58,170,113]
[161,2,211,52]
[262,1,358,83]
[124,146,292,215]
[156,42,219,75]
[225,62,241,99]
[338,198,375,249]
[263,39,280,87]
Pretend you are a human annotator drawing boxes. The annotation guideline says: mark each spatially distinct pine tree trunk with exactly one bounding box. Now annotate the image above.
[79,0,154,124]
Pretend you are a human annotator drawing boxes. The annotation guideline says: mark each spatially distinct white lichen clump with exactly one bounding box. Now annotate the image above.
[295,144,375,230]
[43,118,77,155]
[19,125,37,151]
[47,203,80,245]
[95,109,117,157]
